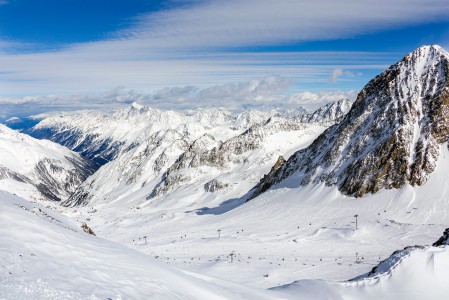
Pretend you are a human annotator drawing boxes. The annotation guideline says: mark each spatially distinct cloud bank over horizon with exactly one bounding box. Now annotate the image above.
[0,76,358,120]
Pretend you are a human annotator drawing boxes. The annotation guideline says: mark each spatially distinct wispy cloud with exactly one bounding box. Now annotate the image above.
[329,68,356,83]
[126,0,449,50]
[0,0,448,103]
[0,49,390,95]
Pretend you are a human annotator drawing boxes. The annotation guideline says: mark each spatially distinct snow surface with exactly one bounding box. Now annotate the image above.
[61,135,449,294]
[2,187,449,299]
[0,191,279,299]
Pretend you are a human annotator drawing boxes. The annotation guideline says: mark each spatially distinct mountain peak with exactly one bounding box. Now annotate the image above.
[130,102,144,110]
[248,45,449,200]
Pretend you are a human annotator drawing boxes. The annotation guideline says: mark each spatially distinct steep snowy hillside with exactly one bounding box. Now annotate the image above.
[0,124,95,202]
[0,191,277,299]
[249,45,449,199]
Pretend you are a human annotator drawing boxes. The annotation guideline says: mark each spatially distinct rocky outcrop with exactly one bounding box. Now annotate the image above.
[433,228,449,246]
[248,45,449,200]
[248,156,286,199]
[204,179,229,192]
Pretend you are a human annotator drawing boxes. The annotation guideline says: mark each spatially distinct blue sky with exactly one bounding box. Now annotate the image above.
[1,0,449,117]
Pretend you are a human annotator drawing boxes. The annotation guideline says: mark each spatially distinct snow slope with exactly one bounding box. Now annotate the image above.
[0,191,278,299]
[0,124,95,202]
[2,180,449,299]
[60,141,449,290]
[274,245,449,300]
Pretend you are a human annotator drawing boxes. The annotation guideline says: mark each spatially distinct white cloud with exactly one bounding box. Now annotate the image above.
[329,68,355,83]
[125,0,449,50]
[0,0,448,103]
[0,77,358,118]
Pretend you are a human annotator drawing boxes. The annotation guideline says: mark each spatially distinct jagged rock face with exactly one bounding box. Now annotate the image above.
[248,45,449,200]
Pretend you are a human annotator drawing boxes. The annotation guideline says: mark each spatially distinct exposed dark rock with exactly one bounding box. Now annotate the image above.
[248,45,449,200]
[433,228,449,247]
[81,222,96,236]
[247,156,285,201]
[204,179,229,192]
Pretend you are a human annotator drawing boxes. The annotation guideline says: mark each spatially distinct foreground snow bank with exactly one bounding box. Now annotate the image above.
[274,244,449,300]
[2,190,449,299]
[0,191,275,299]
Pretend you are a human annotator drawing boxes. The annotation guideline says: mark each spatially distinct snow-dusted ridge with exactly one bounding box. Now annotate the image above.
[248,45,449,200]
[0,124,95,202]
[26,101,350,168]
[36,99,349,207]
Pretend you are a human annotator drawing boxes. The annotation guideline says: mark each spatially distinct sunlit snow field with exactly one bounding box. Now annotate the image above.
[62,144,449,290]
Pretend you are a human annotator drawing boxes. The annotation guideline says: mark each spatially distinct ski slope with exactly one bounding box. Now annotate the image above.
[0,191,277,299]
[2,190,448,299]
[65,143,449,290]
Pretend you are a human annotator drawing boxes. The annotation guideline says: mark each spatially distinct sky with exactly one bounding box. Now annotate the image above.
[1,0,449,118]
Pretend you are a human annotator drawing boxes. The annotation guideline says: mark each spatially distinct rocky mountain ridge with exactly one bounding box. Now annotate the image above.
[248,45,449,200]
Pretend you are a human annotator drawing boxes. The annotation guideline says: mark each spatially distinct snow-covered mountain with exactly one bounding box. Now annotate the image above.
[26,105,276,166]
[299,99,352,124]
[19,99,349,207]
[26,102,349,168]
[248,45,449,200]
[0,124,95,202]
[62,99,351,208]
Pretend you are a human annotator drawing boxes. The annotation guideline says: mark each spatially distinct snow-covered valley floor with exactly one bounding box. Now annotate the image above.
[60,144,449,291]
